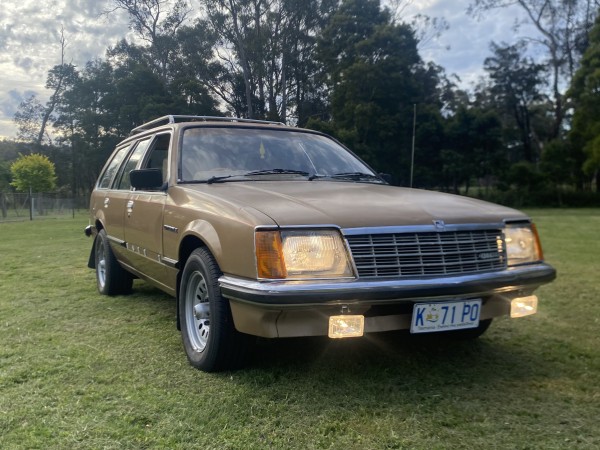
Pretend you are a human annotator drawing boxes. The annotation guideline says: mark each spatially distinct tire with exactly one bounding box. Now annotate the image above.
[446,318,492,340]
[94,229,133,295]
[179,247,251,372]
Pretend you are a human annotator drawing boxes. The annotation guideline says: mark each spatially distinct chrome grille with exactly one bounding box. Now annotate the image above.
[346,229,506,278]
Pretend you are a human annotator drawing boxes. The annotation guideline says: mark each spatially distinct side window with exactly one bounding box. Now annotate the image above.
[97,144,131,189]
[141,133,171,184]
[115,137,152,190]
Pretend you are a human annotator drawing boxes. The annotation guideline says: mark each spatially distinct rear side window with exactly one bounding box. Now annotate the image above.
[97,144,131,189]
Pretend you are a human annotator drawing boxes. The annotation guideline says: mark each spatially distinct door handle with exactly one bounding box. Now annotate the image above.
[126,200,134,217]
[103,197,110,208]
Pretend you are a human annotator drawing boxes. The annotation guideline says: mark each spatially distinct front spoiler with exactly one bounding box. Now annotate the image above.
[219,263,556,307]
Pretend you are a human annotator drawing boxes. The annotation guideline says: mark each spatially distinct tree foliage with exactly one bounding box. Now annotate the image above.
[13,96,48,145]
[313,0,446,186]
[568,13,600,190]
[483,42,546,163]
[469,0,598,139]
[10,153,57,193]
[3,0,598,203]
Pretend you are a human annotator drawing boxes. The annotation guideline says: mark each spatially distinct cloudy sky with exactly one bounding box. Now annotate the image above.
[0,0,537,140]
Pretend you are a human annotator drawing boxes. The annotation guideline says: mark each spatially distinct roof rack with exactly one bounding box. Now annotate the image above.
[130,115,285,136]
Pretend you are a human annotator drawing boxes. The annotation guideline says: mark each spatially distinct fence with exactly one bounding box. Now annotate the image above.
[0,192,89,222]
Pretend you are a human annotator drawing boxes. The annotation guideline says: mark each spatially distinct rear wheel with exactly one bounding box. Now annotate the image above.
[179,247,251,372]
[94,229,133,295]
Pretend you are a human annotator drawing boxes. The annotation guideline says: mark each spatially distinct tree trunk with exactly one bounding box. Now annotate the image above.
[280,52,287,124]
[228,0,254,118]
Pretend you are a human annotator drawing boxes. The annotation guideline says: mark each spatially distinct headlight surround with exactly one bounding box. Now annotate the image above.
[255,229,355,280]
[504,223,543,266]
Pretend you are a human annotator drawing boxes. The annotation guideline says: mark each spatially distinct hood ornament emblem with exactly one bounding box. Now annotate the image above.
[433,219,445,231]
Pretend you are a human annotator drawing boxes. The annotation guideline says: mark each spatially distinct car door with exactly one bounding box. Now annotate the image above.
[103,137,153,266]
[123,133,171,290]
[92,142,136,262]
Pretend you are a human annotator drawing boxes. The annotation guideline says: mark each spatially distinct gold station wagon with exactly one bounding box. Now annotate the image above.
[85,115,556,371]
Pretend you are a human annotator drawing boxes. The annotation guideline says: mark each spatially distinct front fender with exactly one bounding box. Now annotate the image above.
[180,219,222,262]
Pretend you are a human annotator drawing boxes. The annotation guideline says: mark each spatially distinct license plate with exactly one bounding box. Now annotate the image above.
[410,299,481,334]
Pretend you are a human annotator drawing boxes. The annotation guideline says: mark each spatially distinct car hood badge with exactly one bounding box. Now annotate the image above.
[433,219,445,231]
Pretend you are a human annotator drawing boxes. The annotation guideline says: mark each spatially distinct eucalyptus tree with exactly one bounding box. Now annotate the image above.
[13,96,48,146]
[314,0,446,185]
[483,42,547,163]
[110,0,192,82]
[568,13,600,191]
[469,0,599,139]
[200,0,336,122]
[441,106,505,193]
[12,29,75,149]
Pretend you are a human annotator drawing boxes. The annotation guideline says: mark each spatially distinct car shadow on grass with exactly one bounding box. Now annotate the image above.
[125,284,564,401]
[235,327,563,400]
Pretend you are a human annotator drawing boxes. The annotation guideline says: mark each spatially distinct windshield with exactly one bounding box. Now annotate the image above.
[179,127,378,183]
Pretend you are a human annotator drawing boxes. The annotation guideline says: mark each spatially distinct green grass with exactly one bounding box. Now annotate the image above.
[1,210,599,449]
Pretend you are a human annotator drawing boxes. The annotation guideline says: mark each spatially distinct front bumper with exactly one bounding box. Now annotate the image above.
[219,263,556,338]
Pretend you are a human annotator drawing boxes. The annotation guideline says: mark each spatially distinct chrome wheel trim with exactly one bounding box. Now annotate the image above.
[185,270,210,352]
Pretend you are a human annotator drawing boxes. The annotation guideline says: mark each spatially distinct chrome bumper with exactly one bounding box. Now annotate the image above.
[219,263,556,307]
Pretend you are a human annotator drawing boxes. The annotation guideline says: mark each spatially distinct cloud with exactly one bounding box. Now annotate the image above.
[0,0,548,139]
[401,0,542,89]
[0,0,132,138]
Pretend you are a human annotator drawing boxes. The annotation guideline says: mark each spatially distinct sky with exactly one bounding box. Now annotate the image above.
[0,0,539,140]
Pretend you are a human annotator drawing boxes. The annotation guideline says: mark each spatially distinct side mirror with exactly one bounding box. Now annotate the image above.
[130,169,164,191]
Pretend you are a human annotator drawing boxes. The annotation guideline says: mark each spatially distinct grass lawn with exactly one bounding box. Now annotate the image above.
[0,210,599,449]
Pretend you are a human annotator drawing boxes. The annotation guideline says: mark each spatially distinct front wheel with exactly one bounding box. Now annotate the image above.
[179,248,251,371]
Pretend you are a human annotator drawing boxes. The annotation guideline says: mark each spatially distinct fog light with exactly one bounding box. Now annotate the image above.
[328,315,364,338]
[511,295,538,318]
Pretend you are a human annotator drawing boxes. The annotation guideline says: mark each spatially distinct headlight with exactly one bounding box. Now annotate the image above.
[504,223,543,266]
[255,229,355,279]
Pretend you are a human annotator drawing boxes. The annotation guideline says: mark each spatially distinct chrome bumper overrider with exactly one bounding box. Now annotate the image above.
[219,263,556,307]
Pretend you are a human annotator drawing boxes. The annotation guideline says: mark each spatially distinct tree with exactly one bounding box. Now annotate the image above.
[37,29,77,147]
[109,0,191,82]
[318,0,391,85]
[469,0,599,139]
[441,106,505,193]
[568,13,600,191]
[199,0,336,122]
[483,42,546,163]
[13,95,48,145]
[10,154,57,193]
[12,29,76,149]
[314,0,445,184]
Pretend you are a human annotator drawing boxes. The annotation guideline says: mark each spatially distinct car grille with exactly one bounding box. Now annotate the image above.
[346,229,506,278]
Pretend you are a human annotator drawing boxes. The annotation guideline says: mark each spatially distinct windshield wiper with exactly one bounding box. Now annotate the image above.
[205,175,237,184]
[330,172,381,181]
[244,169,311,176]
[179,175,237,184]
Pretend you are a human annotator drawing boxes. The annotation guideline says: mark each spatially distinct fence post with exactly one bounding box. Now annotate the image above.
[29,186,33,221]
